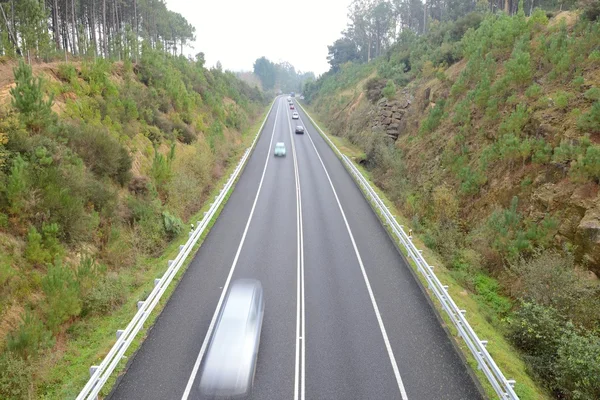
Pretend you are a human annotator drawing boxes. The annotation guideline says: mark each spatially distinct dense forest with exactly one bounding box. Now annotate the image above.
[252,56,315,94]
[303,0,600,399]
[323,0,598,71]
[0,0,195,60]
[0,1,268,399]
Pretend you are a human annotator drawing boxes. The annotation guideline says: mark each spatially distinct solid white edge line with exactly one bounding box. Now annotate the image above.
[297,111,409,400]
[287,106,305,400]
[181,98,282,400]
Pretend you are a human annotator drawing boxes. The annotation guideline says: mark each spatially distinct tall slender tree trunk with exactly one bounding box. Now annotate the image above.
[52,0,60,50]
[91,1,97,58]
[0,3,21,56]
[134,0,138,62]
[102,0,108,57]
[504,0,510,14]
[71,0,77,54]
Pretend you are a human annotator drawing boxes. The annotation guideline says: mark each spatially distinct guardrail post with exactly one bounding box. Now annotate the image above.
[137,301,144,310]
[168,260,174,267]
[179,245,184,252]
[116,330,124,339]
[154,278,161,287]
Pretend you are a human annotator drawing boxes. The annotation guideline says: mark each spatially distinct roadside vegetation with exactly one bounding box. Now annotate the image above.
[304,1,600,398]
[0,2,267,398]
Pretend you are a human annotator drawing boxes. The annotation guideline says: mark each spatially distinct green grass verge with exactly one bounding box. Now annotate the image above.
[42,101,274,399]
[297,101,549,400]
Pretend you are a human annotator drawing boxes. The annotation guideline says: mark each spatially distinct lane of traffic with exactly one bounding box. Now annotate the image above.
[294,101,483,399]
[287,101,404,399]
[108,99,281,400]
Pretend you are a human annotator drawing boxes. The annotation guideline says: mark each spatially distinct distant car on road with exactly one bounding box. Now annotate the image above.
[287,96,292,102]
[198,279,265,398]
[295,126,305,134]
[292,112,299,119]
[290,104,295,110]
[274,142,286,156]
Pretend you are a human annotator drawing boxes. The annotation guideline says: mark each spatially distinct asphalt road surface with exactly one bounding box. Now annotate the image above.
[108,96,483,400]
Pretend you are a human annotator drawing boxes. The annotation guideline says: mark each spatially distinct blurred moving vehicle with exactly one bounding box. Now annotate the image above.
[290,104,295,110]
[274,142,287,156]
[198,279,265,398]
[292,112,299,119]
[295,126,304,134]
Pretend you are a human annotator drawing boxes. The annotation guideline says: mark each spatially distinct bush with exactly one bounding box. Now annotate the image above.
[507,302,568,379]
[24,226,49,266]
[81,274,126,316]
[578,102,600,133]
[382,80,396,100]
[555,332,600,399]
[162,211,184,239]
[584,87,600,102]
[41,261,81,332]
[505,37,533,87]
[510,251,597,320]
[10,60,55,132]
[420,100,446,134]
[6,310,53,358]
[67,124,132,185]
[0,352,32,399]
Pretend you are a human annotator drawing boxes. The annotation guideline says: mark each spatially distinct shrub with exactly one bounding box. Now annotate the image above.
[364,77,387,103]
[162,211,184,239]
[24,226,49,266]
[554,91,570,110]
[382,80,396,100]
[0,352,32,399]
[505,37,533,87]
[474,274,512,316]
[41,261,81,332]
[555,332,600,399]
[6,310,53,358]
[584,87,600,102]
[499,103,529,136]
[10,60,55,132]
[507,301,569,379]
[68,124,132,185]
[420,100,446,134]
[510,251,596,319]
[5,156,29,216]
[81,274,126,316]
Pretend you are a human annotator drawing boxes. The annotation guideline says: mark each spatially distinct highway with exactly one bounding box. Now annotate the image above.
[107,96,483,400]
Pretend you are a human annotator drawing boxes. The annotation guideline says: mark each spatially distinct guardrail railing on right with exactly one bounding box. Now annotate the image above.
[297,102,519,400]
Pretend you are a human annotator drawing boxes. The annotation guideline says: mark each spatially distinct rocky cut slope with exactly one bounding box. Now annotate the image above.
[305,8,600,399]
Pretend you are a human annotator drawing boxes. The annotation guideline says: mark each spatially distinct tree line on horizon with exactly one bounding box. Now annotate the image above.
[0,0,195,61]
[252,56,315,93]
[326,0,597,71]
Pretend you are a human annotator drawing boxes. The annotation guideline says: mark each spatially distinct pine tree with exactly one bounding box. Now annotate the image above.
[9,60,54,132]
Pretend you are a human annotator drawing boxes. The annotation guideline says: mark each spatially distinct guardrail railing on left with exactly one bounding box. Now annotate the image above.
[76,99,276,400]
[296,101,519,400]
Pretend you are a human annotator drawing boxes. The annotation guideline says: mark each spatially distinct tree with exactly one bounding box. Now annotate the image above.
[10,60,54,132]
[327,37,361,71]
[253,56,276,90]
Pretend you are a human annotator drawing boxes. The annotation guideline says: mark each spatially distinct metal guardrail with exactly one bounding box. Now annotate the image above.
[297,102,519,400]
[76,99,276,400]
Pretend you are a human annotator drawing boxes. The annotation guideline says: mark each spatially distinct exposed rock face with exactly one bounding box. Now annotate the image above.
[531,181,600,274]
[372,94,413,140]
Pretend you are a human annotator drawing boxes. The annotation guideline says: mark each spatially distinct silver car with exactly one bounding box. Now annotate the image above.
[198,279,265,398]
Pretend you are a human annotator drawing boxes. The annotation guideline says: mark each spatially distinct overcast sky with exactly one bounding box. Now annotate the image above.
[165,0,352,76]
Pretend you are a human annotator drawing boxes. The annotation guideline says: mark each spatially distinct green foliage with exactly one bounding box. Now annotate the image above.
[473,274,512,316]
[555,332,600,399]
[578,102,600,133]
[81,274,125,317]
[151,144,175,193]
[0,351,32,399]
[5,155,29,215]
[382,80,396,100]
[505,37,533,87]
[10,60,54,132]
[162,211,184,239]
[584,87,600,102]
[67,125,132,185]
[420,100,446,134]
[24,226,49,266]
[7,310,52,358]
[41,261,81,332]
[553,91,570,110]
[486,197,556,261]
[499,103,529,136]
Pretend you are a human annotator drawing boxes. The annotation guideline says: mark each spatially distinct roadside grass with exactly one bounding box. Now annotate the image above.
[297,101,548,400]
[43,102,273,399]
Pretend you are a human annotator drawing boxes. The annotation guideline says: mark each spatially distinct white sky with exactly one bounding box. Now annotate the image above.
[165,0,352,76]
